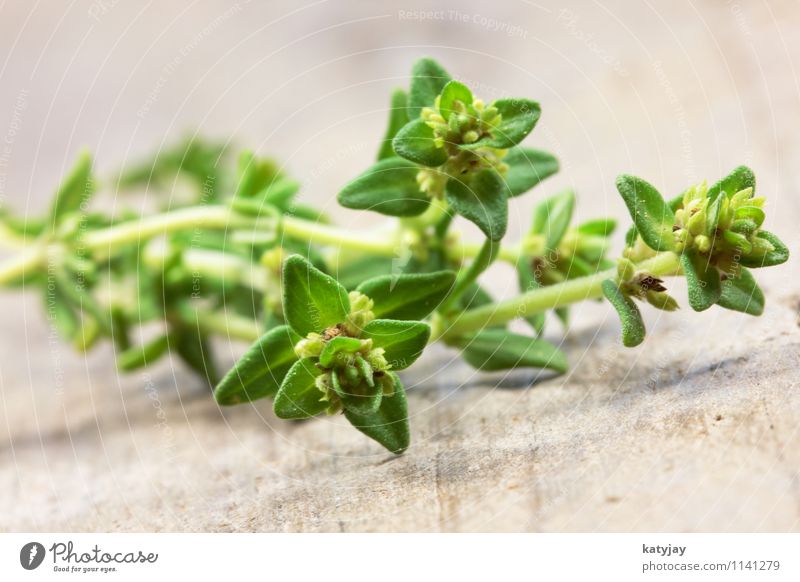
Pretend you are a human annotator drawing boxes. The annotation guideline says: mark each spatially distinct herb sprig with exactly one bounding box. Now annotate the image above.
[0,58,788,453]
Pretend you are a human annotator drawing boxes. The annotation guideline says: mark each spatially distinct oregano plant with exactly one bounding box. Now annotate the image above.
[0,58,788,454]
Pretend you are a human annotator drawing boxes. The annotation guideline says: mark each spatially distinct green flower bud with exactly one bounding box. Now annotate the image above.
[646,290,680,311]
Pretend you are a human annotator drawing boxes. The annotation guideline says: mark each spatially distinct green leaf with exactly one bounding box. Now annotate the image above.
[740,231,789,268]
[601,279,646,347]
[282,255,350,336]
[319,336,363,368]
[49,151,94,223]
[338,157,430,217]
[361,319,430,370]
[332,370,382,416]
[454,329,567,373]
[445,169,509,240]
[577,218,617,237]
[214,326,301,405]
[356,271,455,320]
[377,89,410,161]
[408,57,451,118]
[344,373,409,454]
[235,150,281,199]
[261,177,300,210]
[531,189,575,250]
[718,268,764,316]
[45,286,80,341]
[615,175,675,251]
[707,165,755,202]
[464,99,541,149]
[438,80,473,121]
[392,119,448,167]
[681,251,722,312]
[118,333,171,372]
[175,327,218,385]
[503,147,559,197]
[273,358,327,419]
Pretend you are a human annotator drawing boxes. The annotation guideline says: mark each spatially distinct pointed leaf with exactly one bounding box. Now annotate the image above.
[214,326,301,405]
[503,147,559,197]
[615,175,675,252]
[392,119,448,167]
[454,329,567,372]
[602,279,646,347]
[49,151,94,223]
[464,99,541,149]
[718,268,764,316]
[377,89,410,161]
[338,157,430,217]
[739,231,789,268]
[445,169,509,240]
[282,255,350,336]
[175,327,218,385]
[707,165,755,203]
[408,57,451,118]
[531,189,575,250]
[438,80,473,121]
[577,218,617,237]
[681,251,722,312]
[356,271,456,320]
[361,319,430,370]
[273,358,327,419]
[344,373,409,454]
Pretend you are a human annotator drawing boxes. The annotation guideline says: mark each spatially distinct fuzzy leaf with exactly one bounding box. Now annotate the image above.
[445,169,509,240]
[602,279,646,347]
[273,358,327,419]
[49,151,94,223]
[718,268,764,316]
[408,57,451,118]
[438,80,473,121]
[344,373,409,454]
[681,251,722,312]
[616,175,675,252]
[282,255,350,336]
[739,231,790,268]
[361,319,430,370]
[357,271,455,320]
[214,326,301,405]
[503,147,559,197]
[707,165,755,202]
[377,89,410,161]
[338,157,430,217]
[531,189,575,250]
[464,99,541,149]
[319,336,362,368]
[455,329,568,373]
[392,119,448,167]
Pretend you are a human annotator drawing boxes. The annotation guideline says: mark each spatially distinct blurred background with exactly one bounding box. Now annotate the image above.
[1,0,798,532]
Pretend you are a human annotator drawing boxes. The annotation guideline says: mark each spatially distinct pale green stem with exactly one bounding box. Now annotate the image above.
[440,251,682,340]
[182,248,269,293]
[281,215,398,256]
[0,243,46,283]
[178,303,261,342]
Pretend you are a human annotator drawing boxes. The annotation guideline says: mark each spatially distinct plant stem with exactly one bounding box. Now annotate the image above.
[177,302,261,342]
[281,215,398,256]
[0,243,45,283]
[441,251,682,339]
[439,238,500,313]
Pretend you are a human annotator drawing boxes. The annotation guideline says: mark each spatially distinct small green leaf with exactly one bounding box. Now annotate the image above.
[454,329,568,373]
[392,119,448,167]
[45,286,80,341]
[261,177,300,210]
[344,373,409,454]
[273,358,327,419]
[356,271,455,320]
[338,157,430,217]
[175,327,218,385]
[118,333,171,372]
[577,218,617,237]
[235,150,281,199]
[408,57,451,118]
[601,279,646,347]
[718,268,764,316]
[50,151,94,223]
[707,165,755,202]
[681,251,722,312]
[734,206,765,228]
[318,336,363,368]
[377,89,410,161]
[615,175,675,251]
[531,189,575,250]
[503,147,559,197]
[445,169,509,240]
[282,255,350,336]
[464,99,541,149]
[333,373,382,416]
[361,319,430,370]
[438,80,473,121]
[214,326,301,405]
[740,231,789,268]
[516,260,546,336]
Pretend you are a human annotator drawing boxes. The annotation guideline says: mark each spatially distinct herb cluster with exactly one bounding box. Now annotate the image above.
[0,58,788,453]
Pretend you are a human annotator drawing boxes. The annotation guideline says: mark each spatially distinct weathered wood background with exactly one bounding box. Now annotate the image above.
[1,0,799,531]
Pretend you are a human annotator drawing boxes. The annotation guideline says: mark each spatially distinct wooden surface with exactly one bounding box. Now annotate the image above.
[1,0,799,532]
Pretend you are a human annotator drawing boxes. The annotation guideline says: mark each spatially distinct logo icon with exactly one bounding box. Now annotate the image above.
[20,542,45,570]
